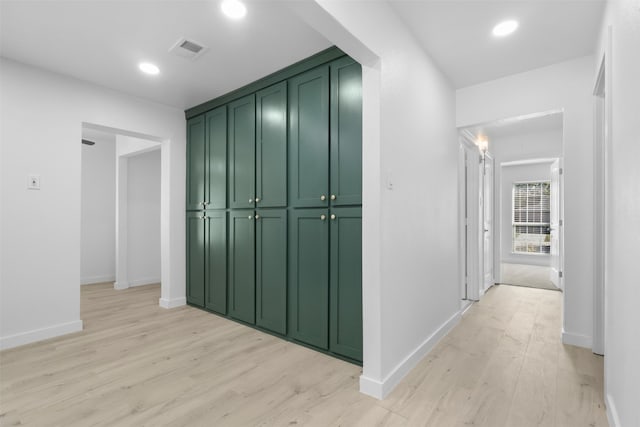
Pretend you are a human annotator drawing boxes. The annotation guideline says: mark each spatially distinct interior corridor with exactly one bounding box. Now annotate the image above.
[0,283,606,426]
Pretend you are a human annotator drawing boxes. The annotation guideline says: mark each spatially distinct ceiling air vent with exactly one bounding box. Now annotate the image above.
[169,37,208,61]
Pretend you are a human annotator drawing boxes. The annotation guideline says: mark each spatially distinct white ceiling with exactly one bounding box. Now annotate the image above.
[463,111,564,140]
[0,1,606,109]
[390,0,605,88]
[0,0,331,109]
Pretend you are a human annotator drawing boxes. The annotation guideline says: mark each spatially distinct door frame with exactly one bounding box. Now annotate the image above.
[592,41,610,356]
[481,152,495,295]
[458,131,482,303]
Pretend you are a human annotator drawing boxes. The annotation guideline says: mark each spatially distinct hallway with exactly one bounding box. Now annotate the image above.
[0,283,607,426]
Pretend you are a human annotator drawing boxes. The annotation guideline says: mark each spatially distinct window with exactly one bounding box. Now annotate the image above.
[512,182,551,254]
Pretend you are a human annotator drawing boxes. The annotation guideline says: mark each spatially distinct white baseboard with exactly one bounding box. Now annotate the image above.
[562,329,593,349]
[159,297,186,309]
[114,277,161,290]
[0,320,83,351]
[605,393,621,427]
[129,277,161,287]
[81,275,115,285]
[360,310,461,399]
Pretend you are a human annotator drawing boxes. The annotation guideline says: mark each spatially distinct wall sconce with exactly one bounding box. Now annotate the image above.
[476,135,489,154]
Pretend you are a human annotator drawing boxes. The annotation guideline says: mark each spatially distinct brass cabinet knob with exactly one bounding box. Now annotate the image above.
[248,215,253,220]
[255,197,260,203]
[330,195,336,200]
[330,214,336,220]
[249,198,253,203]
[255,215,260,220]
[320,195,326,201]
[320,214,326,221]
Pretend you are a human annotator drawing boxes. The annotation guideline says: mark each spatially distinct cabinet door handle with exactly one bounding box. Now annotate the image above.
[320,214,326,221]
[255,197,260,203]
[200,215,207,220]
[249,198,253,204]
[330,194,336,201]
[320,195,326,201]
[330,214,336,220]
[255,214,260,220]
[248,215,253,220]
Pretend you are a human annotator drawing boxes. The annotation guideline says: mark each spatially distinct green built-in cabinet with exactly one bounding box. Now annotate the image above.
[186,210,227,314]
[185,48,363,363]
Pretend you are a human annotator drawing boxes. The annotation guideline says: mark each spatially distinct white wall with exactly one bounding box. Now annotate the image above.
[490,129,562,269]
[457,56,595,349]
[500,162,553,266]
[126,149,161,286]
[0,58,186,350]
[595,1,640,426]
[293,1,459,398]
[80,134,116,285]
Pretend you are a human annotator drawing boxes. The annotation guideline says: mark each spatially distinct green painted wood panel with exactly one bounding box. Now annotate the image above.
[228,210,255,324]
[186,211,206,306]
[329,207,362,361]
[205,106,227,209]
[256,82,287,208]
[205,210,227,314]
[330,58,362,206]
[289,208,329,349]
[255,209,287,334]
[289,67,329,208]
[186,115,206,211]
[228,95,256,209]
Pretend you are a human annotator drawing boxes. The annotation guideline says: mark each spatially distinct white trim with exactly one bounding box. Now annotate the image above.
[502,158,557,167]
[605,393,621,427]
[561,329,592,349]
[113,281,129,290]
[81,275,115,285]
[129,277,161,287]
[159,297,186,309]
[0,320,83,350]
[359,311,461,399]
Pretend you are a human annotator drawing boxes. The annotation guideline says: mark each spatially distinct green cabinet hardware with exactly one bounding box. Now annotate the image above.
[186,116,206,211]
[255,209,287,334]
[205,210,227,314]
[256,82,288,208]
[186,211,206,306]
[289,66,330,208]
[289,208,330,349]
[329,207,363,361]
[330,58,362,206]
[228,210,256,324]
[228,95,256,209]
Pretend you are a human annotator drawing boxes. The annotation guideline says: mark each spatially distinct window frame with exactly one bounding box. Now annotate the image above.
[511,180,551,255]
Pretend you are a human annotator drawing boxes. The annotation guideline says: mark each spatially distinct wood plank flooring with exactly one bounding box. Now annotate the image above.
[0,283,607,426]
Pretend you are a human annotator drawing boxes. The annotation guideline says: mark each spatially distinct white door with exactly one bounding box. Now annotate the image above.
[550,159,561,288]
[483,154,494,291]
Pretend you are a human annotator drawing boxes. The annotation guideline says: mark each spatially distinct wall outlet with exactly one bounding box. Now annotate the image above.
[27,175,41,190]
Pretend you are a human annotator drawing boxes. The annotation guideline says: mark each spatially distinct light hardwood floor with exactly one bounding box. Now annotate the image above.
[0,283,607,426]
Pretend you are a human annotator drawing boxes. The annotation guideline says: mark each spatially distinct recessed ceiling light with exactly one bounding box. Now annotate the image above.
[221,0,247,20]
[492,20,519,37]
[139,62,160,75]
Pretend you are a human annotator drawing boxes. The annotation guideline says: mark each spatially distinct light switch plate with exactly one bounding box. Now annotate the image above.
[28,175,41,190]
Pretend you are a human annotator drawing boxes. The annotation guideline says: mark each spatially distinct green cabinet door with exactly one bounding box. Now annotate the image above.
[255,209,287,334]
[228,95,256,209]
[186,211,206,306]
[289,66,329,208]
[186,115,206,211]
[205,106,227,209]
[228,210,255,324]
[256,82,287,208]
[205,210,227,314]
[289,208,329,349]
[329,207,362,361]
[330,58,362,206]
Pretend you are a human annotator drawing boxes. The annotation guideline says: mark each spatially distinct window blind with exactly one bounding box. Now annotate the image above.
[512,182,551,254]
